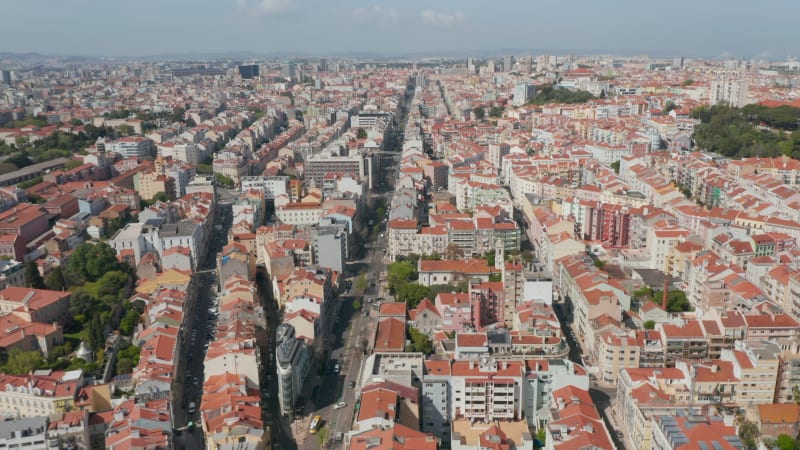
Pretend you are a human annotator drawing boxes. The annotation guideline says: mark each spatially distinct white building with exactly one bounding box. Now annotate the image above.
[106,137,152,158]
[710,77,749,108]
[513,83,536,107]
[158,142,205,165]
[241,176,290,200]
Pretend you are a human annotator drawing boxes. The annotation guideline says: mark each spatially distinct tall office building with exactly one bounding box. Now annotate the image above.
[282,62,296,81]
[237,64,259,79]
[1,70,11,85]
[319,58,328,72]
[467,57,476,73]
[513,83,536,106]
[504,55,513,72]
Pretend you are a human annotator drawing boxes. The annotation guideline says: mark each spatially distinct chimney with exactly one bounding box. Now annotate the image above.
[662,278,669,310]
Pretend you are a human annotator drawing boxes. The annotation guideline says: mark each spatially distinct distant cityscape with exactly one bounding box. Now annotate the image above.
[1,53,800,450]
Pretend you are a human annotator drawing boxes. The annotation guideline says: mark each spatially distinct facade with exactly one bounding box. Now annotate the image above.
[238,64,260,79]
[513,83,536,107]
[0,370,82,418]
[276,324,312,416]
[710,77,748,108]
[0,416,48,450]
[314,228,346,274]
[0,259,25,290]
[305,146,375,189]
[106,137,152,158]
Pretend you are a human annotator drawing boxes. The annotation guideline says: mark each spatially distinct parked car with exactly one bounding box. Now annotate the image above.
[335,432,344,441]
[334,402,347,410]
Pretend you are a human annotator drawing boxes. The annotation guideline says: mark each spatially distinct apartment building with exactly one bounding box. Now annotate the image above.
[0,370,83,418]
[651,414,742,450]
[276,323,311,416]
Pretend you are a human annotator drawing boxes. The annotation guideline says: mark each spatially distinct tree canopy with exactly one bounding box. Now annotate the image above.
[650,290,692,313]
[1,348,45,375]
[529,85,595,105]
[692,104,800,159]
[24,261,45,289]
[67,242,126,284]
[408,326,434,355]
[489,106,504,118]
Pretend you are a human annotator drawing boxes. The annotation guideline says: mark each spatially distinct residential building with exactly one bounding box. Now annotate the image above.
[276,324,311,417]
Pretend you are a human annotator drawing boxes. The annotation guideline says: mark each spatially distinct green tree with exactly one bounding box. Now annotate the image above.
[651,290,692,312]
[86,314,106,352]
[529,85,595,105]
[357,128,367,139]
[7,152,32,168]
[643,320,656,330]
[215,173,235,188]
[67,242,124,284]
[356,274,368,291]
[429,281,469,296]
[387,261,416,291]
[737,416,759,450]
[473,107,485,121]
[1,349,45,375]
[17,176,43,189]
[486,250,496,267]
[396,283,431,309]
[116,358,134,375]
[489,106,504,118]
[408,326,434,355]
[691,104,800,158]
[117,124,133,136]
[24,261,45,288]
[662,100,677,115]
[536,428,546,448]
[68,290,98,324]
[27,193,45,204]
[610,160,620,174]
[45,267,66,291]
[151,191,170,203]
[115,344,140,375]
[119,308,141,336]
[776,434,798,450]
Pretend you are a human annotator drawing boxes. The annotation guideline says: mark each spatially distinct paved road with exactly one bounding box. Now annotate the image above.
[295,154,399,450]
[256,270,297,450]
[552,285,624,449]
[173,203,233,450]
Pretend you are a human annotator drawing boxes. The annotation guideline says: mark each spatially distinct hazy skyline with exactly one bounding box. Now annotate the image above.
[2,0,799,59]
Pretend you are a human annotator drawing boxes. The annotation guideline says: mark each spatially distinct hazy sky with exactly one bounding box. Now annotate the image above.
[2,0,799,58]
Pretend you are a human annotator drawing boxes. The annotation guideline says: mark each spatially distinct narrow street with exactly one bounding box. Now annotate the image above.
[553,298,624,449]
[173,202,233,449]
